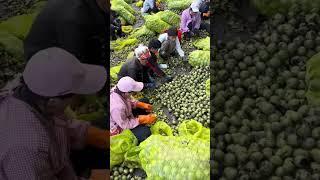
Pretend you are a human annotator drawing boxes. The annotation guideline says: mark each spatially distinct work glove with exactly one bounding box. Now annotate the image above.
[144,82,157,89]
[138,114,157,124]
[136,101,153,112]
[203,12,211,17]
[180,56,188,62]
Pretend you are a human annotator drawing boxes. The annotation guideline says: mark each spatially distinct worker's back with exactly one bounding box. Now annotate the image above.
[24,0,108,66]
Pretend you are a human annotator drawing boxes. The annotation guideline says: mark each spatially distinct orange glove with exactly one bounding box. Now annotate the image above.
[204,12,211,17]
[136,101,153,112]
[138,114,157,124]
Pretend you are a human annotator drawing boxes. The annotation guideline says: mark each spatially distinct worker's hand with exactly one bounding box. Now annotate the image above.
[181,56,188,62]
[86,127,110,150]
[144,82,157,89]
[138,114,157,124]
[136,101,153,112]
[90,169,109,180]
[164,76,173,82]
[203,12,211,17]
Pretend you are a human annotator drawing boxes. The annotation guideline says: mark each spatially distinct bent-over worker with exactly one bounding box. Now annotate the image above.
[118,44,158,89]
[180,5,202,39]
[141,0,159,14]
[110,76,156,143]
[158,27,185,60]
[147,39,173,82]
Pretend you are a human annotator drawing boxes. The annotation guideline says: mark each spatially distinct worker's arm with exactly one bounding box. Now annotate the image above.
[86,126,109,150]
[158,33,167,43]
[90,169,110,180]
[175,37,185,57]
[111,108,140,130]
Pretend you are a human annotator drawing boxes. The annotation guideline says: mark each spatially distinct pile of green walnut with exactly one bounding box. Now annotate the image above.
[212,6,320,180]
[151,66,210,128]
[111,164,143,180]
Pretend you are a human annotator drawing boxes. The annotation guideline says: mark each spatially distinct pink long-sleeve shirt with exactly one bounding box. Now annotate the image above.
[179,8,202,33]
[110,88,139,135]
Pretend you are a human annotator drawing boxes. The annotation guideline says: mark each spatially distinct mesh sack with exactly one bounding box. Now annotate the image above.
[128,25,156,39]
[178,119,209,141]
[111,0,135,15]
[157,10,180,26]
[144,15,171,33]
[138,135,210,179]
[111,38,138,51]
[188,50,210,67]
[110,130,138,168]
[111,5,136,25]
[150,121,173,136]
[193,37,210,50]
[0,13,37,40]
[167,0,193,10]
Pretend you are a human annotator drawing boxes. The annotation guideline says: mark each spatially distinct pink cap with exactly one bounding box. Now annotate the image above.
[23,47,107,97]
[117,76,144,92]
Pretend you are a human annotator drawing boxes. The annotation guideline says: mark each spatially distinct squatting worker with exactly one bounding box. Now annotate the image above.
[141,0,159,14]
[24,0,108,66]
[111,10,125,40]
[158,27,185,61]
[147,39,173,83]
[191,0,211,19]
[0,48,109,179]
[180,4,202,40]
[190,0,210,33]
[110,76,156,143]
[118,44,157,89]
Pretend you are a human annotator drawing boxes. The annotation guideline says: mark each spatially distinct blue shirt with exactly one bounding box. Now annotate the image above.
[141,0,155,13]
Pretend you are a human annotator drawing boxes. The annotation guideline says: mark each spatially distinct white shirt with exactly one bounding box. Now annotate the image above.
[158,33,185,57]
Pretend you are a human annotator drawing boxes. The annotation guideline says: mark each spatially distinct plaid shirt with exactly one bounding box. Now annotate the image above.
[0,89,90,180]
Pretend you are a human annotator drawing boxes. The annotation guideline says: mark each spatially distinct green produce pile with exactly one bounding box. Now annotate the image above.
[111,164,142,180]
[111,0,136,25]
[151,67,210,128]
[212,5,320,179]
[251,0,320,16]
[206,78,210,96]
